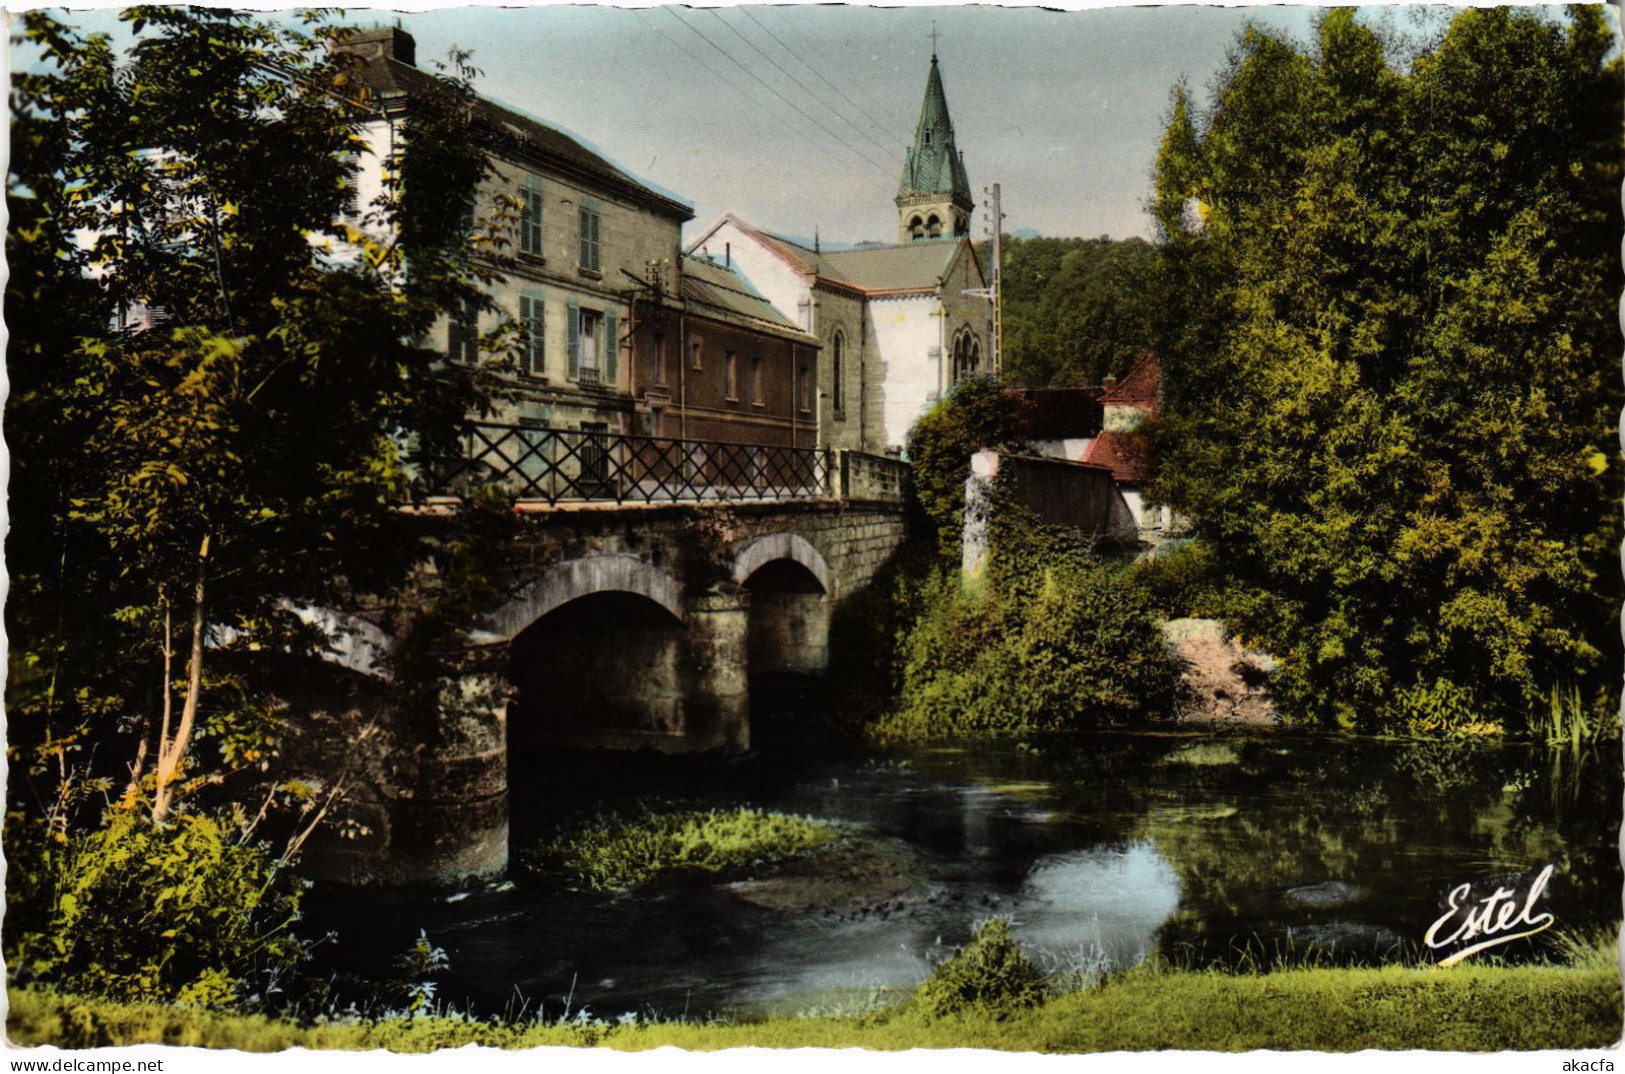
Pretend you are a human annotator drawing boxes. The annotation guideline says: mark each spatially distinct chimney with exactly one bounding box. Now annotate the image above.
[1103,374,1117,390]
[332,26,417,68]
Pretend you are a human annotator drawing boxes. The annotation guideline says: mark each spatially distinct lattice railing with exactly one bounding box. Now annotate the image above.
[422,423,833,505]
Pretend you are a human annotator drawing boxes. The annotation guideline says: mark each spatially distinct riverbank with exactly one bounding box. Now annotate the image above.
[12,959,1619,1052]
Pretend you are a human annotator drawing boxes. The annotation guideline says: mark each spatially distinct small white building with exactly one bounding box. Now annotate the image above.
[1081,352,1164,532]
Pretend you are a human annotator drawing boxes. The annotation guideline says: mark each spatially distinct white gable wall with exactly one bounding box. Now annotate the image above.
[868,294,944,453]
[691,221,811,332]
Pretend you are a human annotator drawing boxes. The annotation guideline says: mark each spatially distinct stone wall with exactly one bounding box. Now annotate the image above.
[962,451,1139,578]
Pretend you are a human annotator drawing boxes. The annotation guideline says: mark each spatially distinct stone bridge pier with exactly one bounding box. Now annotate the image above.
[297,498,909,886]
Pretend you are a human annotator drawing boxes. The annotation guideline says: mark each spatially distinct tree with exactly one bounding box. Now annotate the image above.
[1150,8,1621,732]
[6,7,511,827]
[997,236,1157,388]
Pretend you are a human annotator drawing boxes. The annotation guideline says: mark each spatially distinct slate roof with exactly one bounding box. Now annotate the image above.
[754,228,969,295]
[342,36,692,221]
[898,57,973,207]
[1099,352,1161,411]
[680,256,816,341]
[1082,429,1153,485]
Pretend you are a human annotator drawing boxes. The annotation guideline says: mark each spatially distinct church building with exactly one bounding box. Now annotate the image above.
[688,51,993,456]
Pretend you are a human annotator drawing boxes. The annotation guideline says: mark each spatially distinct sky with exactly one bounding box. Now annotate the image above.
[24,3,1543,247]
[396,3,1344,244]
[388,3,1330,244]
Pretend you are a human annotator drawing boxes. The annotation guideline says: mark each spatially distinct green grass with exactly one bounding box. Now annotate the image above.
[540,807,839,891]
[12,960,1620,1052]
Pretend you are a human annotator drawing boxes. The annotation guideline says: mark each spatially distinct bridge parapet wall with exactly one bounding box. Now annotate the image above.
[838,451,910,506]
[490,498,907,607]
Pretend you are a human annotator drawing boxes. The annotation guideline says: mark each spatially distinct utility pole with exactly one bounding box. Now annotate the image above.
[989,182,1004,375]
[968,184,1006,374]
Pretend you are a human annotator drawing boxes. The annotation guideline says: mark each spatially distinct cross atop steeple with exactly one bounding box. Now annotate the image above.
[929,20,940,59]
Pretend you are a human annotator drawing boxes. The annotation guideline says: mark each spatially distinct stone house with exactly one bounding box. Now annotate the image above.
[627,254,822,451]
[338,27,817,455]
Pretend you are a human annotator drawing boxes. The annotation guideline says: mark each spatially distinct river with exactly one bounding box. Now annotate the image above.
[301,727,1620,1021]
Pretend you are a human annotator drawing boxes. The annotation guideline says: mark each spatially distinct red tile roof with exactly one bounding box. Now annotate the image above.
[1098,352,1160,411]
[1082,429,1152,485]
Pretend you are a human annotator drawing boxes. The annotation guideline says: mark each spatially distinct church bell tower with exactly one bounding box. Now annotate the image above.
[896,51,974,243]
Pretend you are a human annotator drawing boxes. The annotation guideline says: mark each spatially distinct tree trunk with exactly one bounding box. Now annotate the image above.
[153,535,209,822]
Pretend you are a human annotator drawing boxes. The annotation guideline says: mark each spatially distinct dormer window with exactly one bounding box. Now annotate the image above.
[923,129,932,146]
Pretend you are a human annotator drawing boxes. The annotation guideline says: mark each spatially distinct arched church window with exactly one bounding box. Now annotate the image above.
[927,214,942,237]
[831,331,845,411]
[951,329,981,383]
[909,215,924,240]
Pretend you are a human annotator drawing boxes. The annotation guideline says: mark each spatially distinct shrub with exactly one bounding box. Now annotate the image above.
[913,918,1044,1020]
[11,810,305,1006]
[905,375,1025,560]
[877,550,1182,740]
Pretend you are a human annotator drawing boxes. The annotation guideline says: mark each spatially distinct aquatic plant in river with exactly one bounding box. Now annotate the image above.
[541,807,839,891]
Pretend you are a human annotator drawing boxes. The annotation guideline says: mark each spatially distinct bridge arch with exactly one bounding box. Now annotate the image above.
[485,553,682,641]
[731,533,831,597]
[732,532,832,681]
[504,556,692,810]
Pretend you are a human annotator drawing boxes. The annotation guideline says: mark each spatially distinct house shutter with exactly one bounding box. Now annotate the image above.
[520,291,545,375]
[604,309,619,385]
[523,177,544,255]
[579,199,601,271]
[517,294,532,370]
[567,298,581,379]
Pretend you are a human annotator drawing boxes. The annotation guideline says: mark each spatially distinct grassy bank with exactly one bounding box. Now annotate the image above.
[12,960,1619,1052]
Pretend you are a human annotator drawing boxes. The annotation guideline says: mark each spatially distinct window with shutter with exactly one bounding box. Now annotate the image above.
[519,292,545,376]
[578,201,601,272]
[520,179,544,256]
[567,298,581,379]
[724,352,738,401]
[603,309,618,385]
[576,309,602,384]
[448,304,478,364]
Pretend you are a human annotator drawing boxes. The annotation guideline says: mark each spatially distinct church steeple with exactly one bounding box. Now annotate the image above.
[896,52,973,243]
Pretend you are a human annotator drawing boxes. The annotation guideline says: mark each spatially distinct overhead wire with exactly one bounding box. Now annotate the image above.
[710,8,901,168]
[745,7,904,155]
[631,7,891,198]
[659,6,899,188]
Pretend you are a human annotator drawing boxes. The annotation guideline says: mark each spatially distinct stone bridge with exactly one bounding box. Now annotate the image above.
[291,450,911,886]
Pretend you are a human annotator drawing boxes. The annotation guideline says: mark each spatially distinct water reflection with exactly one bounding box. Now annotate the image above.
[1013,842,1182,972]
[302,729,1620,1018]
